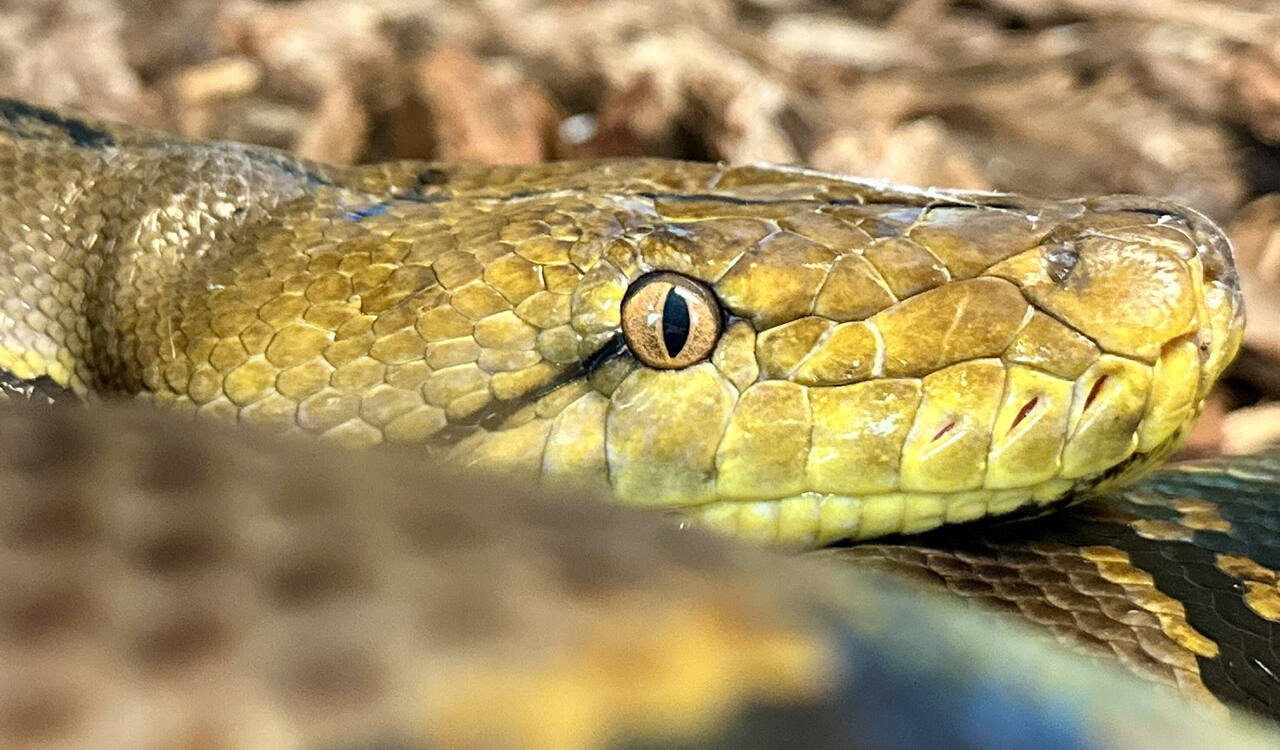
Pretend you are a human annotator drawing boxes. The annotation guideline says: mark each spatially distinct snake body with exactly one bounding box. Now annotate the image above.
[2,401,1278,750]
[0,99,1244,546]
[0,99,1276,744]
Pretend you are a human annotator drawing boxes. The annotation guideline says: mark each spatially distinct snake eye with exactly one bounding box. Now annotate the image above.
[621,272,722,369]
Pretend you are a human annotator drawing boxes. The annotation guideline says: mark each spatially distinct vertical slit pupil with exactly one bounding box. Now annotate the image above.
[661,288,691,358]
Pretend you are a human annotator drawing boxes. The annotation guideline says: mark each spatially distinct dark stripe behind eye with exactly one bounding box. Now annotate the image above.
[662,289,690,357]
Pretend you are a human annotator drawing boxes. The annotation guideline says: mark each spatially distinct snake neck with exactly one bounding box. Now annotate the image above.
[0,106,324,394]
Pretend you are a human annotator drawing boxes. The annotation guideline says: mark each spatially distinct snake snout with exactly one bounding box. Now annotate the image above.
[1084,195,1242,296]
[1120,198,1247,385]
[1180,204,1246,374]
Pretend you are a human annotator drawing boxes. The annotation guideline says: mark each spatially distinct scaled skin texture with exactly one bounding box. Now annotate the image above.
[0,101,1245,546]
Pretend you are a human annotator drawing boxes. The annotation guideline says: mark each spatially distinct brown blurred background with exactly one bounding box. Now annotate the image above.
[2,0,1278,455]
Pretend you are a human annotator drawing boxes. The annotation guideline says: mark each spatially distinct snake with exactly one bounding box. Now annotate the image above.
[0,98,1276,747]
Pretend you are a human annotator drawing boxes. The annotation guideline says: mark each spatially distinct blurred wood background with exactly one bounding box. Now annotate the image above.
[2,0,1277,455]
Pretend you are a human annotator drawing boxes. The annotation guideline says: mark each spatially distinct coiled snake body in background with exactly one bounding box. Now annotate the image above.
[0,98,1277,749]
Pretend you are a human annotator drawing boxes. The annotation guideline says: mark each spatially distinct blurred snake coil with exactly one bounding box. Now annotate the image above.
[1,98,1279,745]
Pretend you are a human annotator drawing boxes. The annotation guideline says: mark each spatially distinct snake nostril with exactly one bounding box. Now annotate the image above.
[1045,242,1079,284]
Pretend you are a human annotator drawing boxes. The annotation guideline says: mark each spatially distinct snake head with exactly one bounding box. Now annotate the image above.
[92,155,1239,547]
[377,162,1241,546]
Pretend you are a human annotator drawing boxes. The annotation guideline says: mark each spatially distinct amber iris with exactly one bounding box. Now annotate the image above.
[620,272,723,369]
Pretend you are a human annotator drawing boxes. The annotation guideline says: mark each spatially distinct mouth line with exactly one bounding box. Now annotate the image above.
[662,482,1073,509]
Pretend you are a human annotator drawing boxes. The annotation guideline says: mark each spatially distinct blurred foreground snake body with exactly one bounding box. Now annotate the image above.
[1,99,1278,748]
